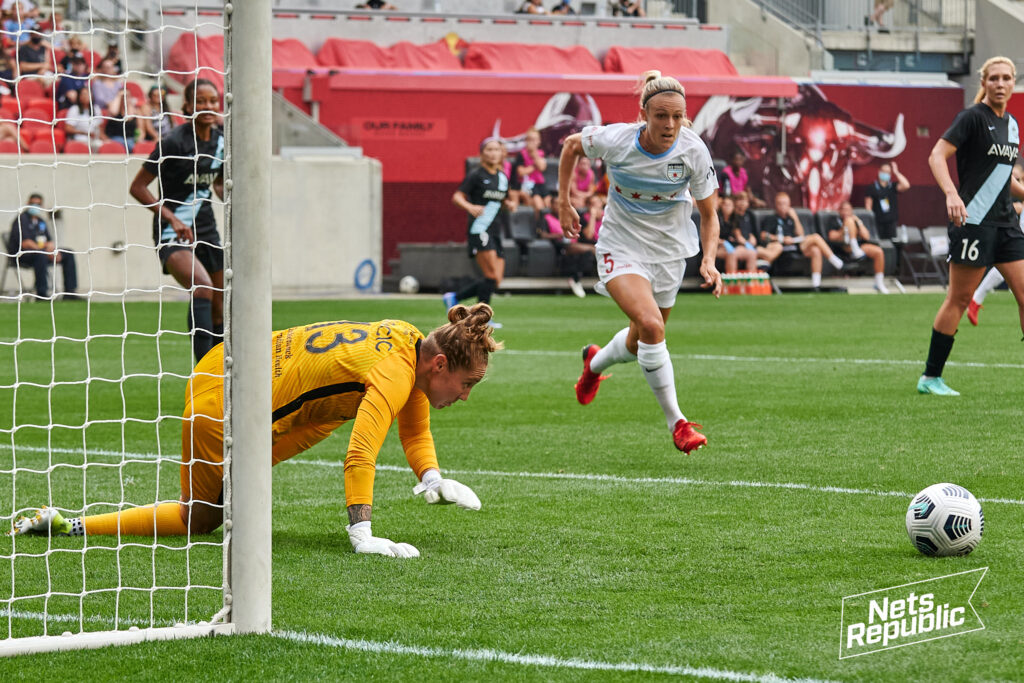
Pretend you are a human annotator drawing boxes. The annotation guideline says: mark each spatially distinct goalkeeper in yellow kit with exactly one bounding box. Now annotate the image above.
[11,304,502,558]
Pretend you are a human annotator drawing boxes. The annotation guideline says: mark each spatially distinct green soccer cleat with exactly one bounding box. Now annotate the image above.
[917,376,960,396]
[8,506,72,537]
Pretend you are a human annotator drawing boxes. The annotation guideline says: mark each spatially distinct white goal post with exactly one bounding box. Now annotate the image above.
[0,0,271,655]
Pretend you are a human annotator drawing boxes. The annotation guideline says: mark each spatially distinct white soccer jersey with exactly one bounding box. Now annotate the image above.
[580,122,718,262]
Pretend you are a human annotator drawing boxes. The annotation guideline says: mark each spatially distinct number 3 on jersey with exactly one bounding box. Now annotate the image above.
[960,239,979,262]
[602,253,614,275]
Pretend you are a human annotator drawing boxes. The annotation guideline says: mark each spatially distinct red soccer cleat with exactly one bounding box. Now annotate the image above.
[575,344,608,405]
[967,300,981,326]
[673,420,707,454]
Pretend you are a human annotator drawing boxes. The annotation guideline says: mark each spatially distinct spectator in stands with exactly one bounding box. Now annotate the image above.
[868,0,893,29]
[444,137,510,324]
[102,39,122,74]
[731,191,764,260]
[826,200,888,294]
[568,155,597,210]
[514,127,551,226]
[864,160,909,239]
[720,151,765,207]
[89,58,123,113]
[59,34,86,72]
[15,29,51,77]
[759,191,847,290]
[140,84,176,141]
[355,0,397,9]
[65,86,107,150]
[130,78,225,364]
[2,2,38,44]
[0,44,17,90]
[516,0,547,13]
[551,1,576,14]
[716,194,757,273]
[104,88,141,152]
[610,0,644,17]
[0,115,27,150]
[548,192,600,298]
[6,192,79,300]
[54,54,88,109]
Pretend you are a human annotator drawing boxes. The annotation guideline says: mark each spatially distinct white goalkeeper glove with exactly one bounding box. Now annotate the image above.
[345,521,420,558]
[413,469,481,510]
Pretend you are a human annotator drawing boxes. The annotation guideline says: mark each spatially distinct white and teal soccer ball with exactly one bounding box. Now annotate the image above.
[398,275,420,294]
[906,483,984,557]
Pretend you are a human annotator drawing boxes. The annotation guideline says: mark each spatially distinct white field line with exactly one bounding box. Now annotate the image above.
[274,629,839,683]
[3,443,1024,507]
[291,459,1024,507]
[500,349,1024,370]
[0,611,837,682]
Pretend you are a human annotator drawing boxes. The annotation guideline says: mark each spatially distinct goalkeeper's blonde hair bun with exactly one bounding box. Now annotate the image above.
[429,303,503,372]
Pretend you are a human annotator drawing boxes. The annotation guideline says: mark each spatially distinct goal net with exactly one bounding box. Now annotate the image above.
[0,0,270,655]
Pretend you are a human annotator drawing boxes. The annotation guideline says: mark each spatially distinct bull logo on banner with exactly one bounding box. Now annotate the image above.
[692,84,906,211]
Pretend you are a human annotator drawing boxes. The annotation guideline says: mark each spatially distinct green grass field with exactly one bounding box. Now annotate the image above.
[0,291,1022,681]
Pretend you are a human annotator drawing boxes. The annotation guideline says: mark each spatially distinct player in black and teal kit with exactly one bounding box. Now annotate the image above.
[444,138,511,321]
[130,78,224,363]
[920,57,1024,395]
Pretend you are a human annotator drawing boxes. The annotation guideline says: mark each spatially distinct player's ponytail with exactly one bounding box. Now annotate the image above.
[974,56,1016,104]
[428,303,504,372]
[637,70,690,127]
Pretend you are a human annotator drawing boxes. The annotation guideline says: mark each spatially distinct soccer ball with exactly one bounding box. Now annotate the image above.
[398,275,420,294]
[905,483,984,557]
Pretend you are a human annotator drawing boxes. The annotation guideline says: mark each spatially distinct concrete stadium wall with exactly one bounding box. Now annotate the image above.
[970,0,1024,106]
[707,0,825,76]
[0,154,381,299]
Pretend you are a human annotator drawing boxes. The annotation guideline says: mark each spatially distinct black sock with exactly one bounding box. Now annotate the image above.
[456,279,481,302]
[478,277,497,304]
[189,298,215,363]
[213,322,224,341]
[924,328,955,378]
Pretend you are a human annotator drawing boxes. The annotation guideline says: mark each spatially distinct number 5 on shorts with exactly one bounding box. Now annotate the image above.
[960,239,979,262]
[602,253,614,274]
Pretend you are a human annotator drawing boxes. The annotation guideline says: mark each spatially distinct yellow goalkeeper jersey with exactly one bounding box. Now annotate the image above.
[269,319,438,506]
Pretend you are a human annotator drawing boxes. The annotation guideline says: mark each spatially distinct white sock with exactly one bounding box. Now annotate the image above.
[973,267,1005,305]
[850,238,865,259]
[828,254,844,269]
[811,272,822,287]
[591,327,635,373]
[874,272,889,293]
[636,340,684,429]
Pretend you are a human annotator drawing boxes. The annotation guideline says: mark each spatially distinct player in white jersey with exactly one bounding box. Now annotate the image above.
[967,161,1024,325]
[556,70,722,453]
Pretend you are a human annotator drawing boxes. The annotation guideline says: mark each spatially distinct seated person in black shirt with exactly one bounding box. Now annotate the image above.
[714,194,756,273]
[826,201,888,293]
[6,193,79,299]
[759,191,846,288]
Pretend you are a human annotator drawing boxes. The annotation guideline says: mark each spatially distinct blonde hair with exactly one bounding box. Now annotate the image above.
[974,56,1017,104]
[427,303,503,372]
[637,70,690,127]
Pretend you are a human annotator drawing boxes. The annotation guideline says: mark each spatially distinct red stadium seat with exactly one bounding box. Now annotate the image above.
[29,138,56,154]
[63,140,90,154]
[0,139,20,154]
[27,98,55,118]
[0,101,18,121]
[133,139,156,156]
[18,119,52,139]
[15,79,45,101]
[98,141,127,154]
